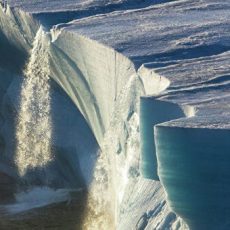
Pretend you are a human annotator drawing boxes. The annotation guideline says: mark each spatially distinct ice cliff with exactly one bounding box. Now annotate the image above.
[0,0,229,229]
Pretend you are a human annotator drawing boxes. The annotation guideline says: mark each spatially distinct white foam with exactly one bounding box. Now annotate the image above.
[4,187,71,214]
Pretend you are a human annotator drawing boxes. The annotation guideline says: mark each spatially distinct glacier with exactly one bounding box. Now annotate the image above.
[0,0,229,229]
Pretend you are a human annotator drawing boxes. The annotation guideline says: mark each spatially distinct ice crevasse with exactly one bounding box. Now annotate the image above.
[0,0,230,229]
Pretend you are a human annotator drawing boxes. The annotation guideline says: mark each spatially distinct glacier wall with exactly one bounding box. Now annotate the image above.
[49,31,138,145]
[155,125,230,229]
[0,4,38,51]
[0,4,38,73]
[140,98,184,180]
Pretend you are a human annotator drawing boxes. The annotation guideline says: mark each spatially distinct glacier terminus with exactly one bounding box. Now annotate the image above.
[0,0,229,229]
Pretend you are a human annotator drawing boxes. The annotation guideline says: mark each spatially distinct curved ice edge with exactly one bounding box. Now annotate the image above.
[0,186,83,215]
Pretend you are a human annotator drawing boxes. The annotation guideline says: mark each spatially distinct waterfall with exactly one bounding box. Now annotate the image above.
[15,27,52,178]
[82,150,115,230]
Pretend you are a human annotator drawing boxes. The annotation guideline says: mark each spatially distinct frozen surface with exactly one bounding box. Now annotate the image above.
[0,0,229,229]
[7,0,172,27]
[7,0,168,13]
[60,0,230,67]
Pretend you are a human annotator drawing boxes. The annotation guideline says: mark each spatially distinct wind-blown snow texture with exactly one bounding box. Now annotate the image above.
[0,0,229,229]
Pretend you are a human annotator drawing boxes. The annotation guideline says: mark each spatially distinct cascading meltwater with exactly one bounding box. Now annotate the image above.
[15,27,52,180]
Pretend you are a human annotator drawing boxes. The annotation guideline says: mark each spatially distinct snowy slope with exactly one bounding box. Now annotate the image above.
[0,0,229,229]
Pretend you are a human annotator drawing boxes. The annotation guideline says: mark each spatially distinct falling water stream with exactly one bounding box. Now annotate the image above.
[15,27,52,177]
[82,150,114,230]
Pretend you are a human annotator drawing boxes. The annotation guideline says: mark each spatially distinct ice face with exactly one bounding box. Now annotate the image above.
[0,0,229,229]
[140,98,185,180]
[155,126,230,230]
